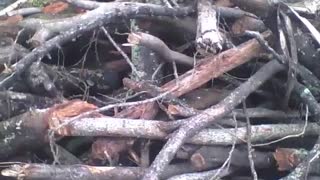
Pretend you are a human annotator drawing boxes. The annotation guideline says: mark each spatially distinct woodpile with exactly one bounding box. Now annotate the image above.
[0,0,319,179]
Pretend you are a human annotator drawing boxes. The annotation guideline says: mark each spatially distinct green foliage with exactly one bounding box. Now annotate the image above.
[29,0,50,7]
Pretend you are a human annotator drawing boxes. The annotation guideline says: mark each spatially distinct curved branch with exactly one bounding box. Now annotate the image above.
[127,32,194,66]
[0,3,194,89]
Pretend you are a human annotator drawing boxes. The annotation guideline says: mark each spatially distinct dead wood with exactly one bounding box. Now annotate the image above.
[0,100,103,161]
[89,137,134,165]
[46,64,122,95]
[94,6,166,165]
[190,146,275,171]
[0,38,29,66]
[123,74,298,122]
[0,110,48,160]
[122,77,198,115]
[230,0,275,18]
[280,82,320,179]
[6,7,42,16]
[167,168,231,180]
[127,32,194,66]
[122,30,273,121]
[45,144,82,165]
[0,0,319,179]
[273,148,308,172]
[231,16,266,34]
[8,62,120,97]
[0,91,57,121]
[25,62,60,98]
[18,2,193,46]
[161,30,271,97]
[142,59,284,179]
[50,115,320,145]
[0,2,193,89]
[1,163,201,180]
[196,0,224,55]
[123,76,302,121]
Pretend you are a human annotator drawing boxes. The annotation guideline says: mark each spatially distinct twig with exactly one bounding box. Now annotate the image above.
[101,27,139,77]
[244,31,285,64]
[172,61,179,79]
[253,106,309,147]
[152,63,165,81]
[243,102,258,180]
[211,113,238,179]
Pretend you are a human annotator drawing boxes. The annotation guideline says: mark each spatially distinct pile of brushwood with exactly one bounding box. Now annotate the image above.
[0,0,320,179]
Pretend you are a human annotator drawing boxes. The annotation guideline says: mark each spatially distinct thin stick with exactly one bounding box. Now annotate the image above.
[243,102,258,180]
[152,63,165,81]
[253,106,309,147]
[211,113,237,179]
[101,27,139,77]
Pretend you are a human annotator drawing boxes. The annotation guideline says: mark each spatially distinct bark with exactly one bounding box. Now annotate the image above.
[1,163,201,180]
[142,59,284,179]
[167,168,230,180]
[12,62,121,96]
[0,91,57,121]
[0,2,193,89]
[127,32,194,66]
[190,146,275,171]
[0,110,48,160]
[196,0,224,55]
[0,38,29,65]
[230,0,275,18]
[51,116,320,145]
[161,31,271,97]
[231,16,266,34]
